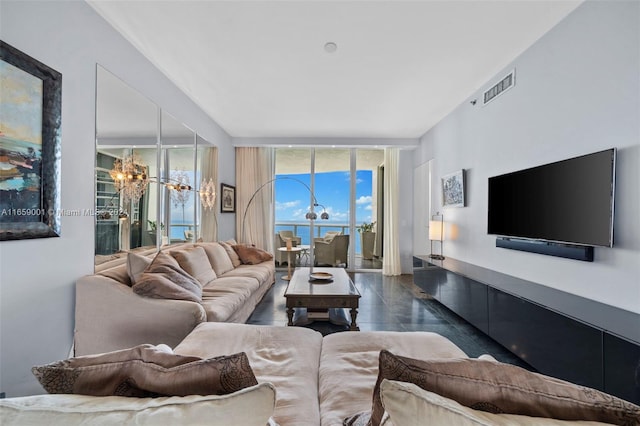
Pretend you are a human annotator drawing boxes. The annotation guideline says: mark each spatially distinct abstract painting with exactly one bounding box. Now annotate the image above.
[0,41,61,240]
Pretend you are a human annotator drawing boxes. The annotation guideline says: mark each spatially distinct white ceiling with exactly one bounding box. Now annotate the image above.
[88,0,582,139]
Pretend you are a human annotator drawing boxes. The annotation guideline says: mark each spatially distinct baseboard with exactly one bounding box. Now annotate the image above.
[496,237,594,262]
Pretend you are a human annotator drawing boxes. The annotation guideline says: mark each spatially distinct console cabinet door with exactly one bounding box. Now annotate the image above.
[604,333,640,404]
[439,272,488,334]
[412,257,443,298]
[488,287,603,389]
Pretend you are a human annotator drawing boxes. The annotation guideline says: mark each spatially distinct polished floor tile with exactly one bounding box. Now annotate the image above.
[249,271,532,369]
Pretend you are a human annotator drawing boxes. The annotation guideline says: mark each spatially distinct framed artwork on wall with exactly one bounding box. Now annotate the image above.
[220,183,236,213]
[442,169,465,208]
[0,41,62,241]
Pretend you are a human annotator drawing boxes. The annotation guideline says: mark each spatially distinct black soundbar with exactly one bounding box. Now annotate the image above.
[496,237,594,262]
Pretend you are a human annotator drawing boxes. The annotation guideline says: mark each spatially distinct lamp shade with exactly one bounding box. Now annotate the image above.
[429,220,444,241]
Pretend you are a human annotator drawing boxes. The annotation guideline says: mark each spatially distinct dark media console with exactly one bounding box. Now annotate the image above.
[413,255,640,404]
[496,237,594,261]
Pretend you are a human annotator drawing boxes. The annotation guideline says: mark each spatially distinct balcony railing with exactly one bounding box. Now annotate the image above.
[276,221,368,255]
[166,221,371,257]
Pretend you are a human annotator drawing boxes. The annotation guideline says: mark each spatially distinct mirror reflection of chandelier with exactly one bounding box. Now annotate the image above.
[109,153,149,202]
[199,178,216,210]
[168,170,191,208]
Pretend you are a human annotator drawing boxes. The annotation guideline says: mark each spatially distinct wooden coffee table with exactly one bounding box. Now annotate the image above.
[284,267,361,331]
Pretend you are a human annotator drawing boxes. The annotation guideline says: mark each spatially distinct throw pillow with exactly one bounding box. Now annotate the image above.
[0,382,276,426]
[369,350,640,426]
[171,246,217,287]
[380,379,614,426]
[32,344,258,397]
[126,252,152,285]
[232,244,273,265]
[219,240,242,268]
[132,251,202,302]
[197,242,235,275]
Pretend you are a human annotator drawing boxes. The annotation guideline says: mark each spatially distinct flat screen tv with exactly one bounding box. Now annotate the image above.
[487,148,615,247]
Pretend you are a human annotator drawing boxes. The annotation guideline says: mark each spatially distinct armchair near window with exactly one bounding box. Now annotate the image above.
[314,234,349,268]
[274,230,302,266]
[313,231,341,245]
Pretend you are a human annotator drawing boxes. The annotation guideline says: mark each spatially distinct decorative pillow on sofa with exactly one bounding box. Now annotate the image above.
[232,244,273,265]
[219,240,243,268]
[368,350,640,426]
[170,246,217,287]
[379,379,615,426]
[32,344,258,397]
[197,242,235,275]
[0,382,276,426]
[127,252,152,285]
[132,252,202,302]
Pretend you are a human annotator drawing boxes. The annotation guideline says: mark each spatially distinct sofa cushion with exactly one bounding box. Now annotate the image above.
[222,263,274,284]
[32,344,258,397]
[174,322,324,426]
[201,276,260,322]
[171,246,217,287]
[318,331,467,426]
[132,252,202,302]
[126,252,152,285]
[233,244,273,265]
[220,240,243,268]
[369,350,640,426]
[380,379,614,426]
[197,242,235,276]
[0,383,276,426]
[98,263,131,286]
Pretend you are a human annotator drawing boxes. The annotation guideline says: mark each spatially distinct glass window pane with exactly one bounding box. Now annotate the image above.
[275,149,312,249]
[314,148,351,238]
[356,149,384,268]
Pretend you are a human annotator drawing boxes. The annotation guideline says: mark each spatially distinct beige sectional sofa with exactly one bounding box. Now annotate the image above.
[74,241,275,356]
[3,322,638,425]
[174,322,468,425]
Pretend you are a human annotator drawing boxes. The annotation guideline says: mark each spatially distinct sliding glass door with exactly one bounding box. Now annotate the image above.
[274,147,383,270]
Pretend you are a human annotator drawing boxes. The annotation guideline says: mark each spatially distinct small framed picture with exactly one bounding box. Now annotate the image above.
[442,169,465,207]
[220,183,236,213]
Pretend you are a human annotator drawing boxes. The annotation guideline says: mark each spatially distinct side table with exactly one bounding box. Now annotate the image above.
[277,246,302,281]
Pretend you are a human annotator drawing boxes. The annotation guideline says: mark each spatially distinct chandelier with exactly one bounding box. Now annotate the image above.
[199,178,216,210]
[168,170,192,208]
[109,154,149,202]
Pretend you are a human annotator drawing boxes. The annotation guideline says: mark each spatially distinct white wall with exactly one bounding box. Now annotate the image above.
[0,0,233,396]
[413,161,431,255]
[415,1,640,313]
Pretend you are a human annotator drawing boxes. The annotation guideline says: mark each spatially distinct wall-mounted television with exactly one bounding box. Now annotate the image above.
[487,148,616,249]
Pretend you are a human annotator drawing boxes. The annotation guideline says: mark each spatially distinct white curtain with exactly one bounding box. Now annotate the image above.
[382,147,401,276]
[235,147,274,250]
[200,146,218,242]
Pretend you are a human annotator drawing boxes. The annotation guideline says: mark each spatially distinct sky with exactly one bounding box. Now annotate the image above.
[275,171,374,225]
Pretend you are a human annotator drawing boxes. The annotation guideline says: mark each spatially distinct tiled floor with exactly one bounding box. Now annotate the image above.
[248,270,533,369]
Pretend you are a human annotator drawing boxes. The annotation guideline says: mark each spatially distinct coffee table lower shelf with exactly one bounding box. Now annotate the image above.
[287,307,359,331]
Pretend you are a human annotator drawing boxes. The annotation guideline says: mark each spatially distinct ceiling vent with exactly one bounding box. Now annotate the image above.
[483,69,515,106]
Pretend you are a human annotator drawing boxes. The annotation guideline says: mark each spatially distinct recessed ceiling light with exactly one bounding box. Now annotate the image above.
[324,42,337,53]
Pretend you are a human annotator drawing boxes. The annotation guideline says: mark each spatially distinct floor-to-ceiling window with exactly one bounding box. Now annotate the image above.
[356,149,384,269]
[274,147,383,270]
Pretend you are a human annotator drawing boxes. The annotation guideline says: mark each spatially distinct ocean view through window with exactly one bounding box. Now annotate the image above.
[275,169,374,255]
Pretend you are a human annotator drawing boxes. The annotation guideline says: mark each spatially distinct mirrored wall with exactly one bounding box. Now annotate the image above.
[95,65,218,266]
